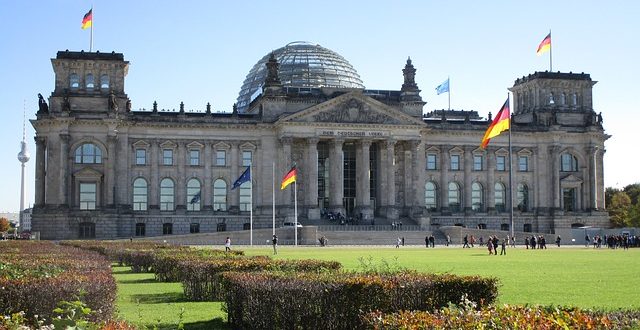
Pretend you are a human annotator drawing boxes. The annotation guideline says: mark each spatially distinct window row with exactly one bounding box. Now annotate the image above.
[69,73,110,90]
[135,222,202,236]
[134,178,251,212]
[136,149,252,167]
[426,153,530,172]
[424,181,529,212]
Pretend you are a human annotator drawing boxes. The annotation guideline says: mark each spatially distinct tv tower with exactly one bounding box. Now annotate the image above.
[17,101,30,227]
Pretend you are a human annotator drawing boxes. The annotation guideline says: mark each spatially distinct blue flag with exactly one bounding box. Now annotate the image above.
[232,166,251,190]
[436,78,449,95]
[190,191,201,204]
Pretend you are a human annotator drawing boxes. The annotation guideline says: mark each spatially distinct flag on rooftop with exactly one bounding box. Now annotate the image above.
[536,32,551,55]
[480,98,510,149]
[436,78,450,95]
[81,9,93,30]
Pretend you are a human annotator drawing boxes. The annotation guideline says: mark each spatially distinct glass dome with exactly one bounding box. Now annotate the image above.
[236,41,365,112]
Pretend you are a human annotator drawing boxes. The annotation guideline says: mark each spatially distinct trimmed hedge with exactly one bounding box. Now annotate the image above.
[0,241,116,324]
[222,271,498,329]
[152,249,246,282]
[181,257,342,301]
[362,305,640,329]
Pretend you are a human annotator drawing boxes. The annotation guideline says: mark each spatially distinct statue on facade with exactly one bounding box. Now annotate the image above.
[37,93,49,113]
[597,112,603,125]
[108,91,118,112]
[126,98,132,112]
[62,89,71,112]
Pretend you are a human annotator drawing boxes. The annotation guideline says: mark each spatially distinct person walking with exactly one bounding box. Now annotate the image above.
[556,235,561,247]
[446,235,451,247]
[225,237,231,252]
[463,235,470,248]
[500,237,507,255]
[396,237,401,248]
[425,235,429,248]
[429,235,435,248]
[272,235,278,255]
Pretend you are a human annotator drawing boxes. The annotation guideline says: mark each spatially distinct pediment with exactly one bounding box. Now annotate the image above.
[187,141,204,149]
[213,142,231,150]
[494,148,509,156]
[240,142,257,150]
[278,92,424,126]
[73,167,103,179]
[517,148,533,156]
[560,174,583,184]
[160,140,177,148]
[426,146,441,153]
[449,146,464,154]
[133,140,150,148]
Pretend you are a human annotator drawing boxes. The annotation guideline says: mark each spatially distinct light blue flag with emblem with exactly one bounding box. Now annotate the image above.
[436,78,450,95]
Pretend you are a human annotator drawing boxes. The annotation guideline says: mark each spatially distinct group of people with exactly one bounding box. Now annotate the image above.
[586,234,636,250]
[424,235,435,248]
[524,235,548,249]
[486,236,508,255]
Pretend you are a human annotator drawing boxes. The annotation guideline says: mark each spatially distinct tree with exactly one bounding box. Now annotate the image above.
[0,217,9,232]
[605,187,620,208]
[623,183,640,205]
[609,192,631,227]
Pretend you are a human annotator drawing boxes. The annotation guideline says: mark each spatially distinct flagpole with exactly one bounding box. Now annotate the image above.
[507,95,514,240]
[250,162,253,246]
[272,162,276,236]
[90,6,94,52]
[549,30,552,72]
[448,76,451,110]
[294,181,298,247]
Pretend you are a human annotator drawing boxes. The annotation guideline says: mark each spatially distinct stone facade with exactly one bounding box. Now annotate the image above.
[31,51,610,240]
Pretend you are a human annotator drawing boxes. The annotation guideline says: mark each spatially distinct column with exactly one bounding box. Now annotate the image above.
[116,134,129,206]
[34,137,46,206]
[329,138,344,213]
[59,134,70,206]
[149,140,159,208]
[305,138,318,209]
[229,142,239,211]
[486,147,495,211]
[280,137,293,206]
[106,135,117,206]
[355,139,372,219]
[440,145,449,210]
[550,146,561,211]
[203,142,212,210]
[385,139,398,219]
[597,148,605,209]
[463,147,472,212]
[413,140,427,209]
[176,142,186,209]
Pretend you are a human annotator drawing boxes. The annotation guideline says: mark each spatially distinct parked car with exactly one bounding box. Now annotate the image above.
[283,222,303,228]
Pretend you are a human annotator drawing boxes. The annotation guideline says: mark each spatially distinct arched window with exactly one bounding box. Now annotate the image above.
[100,74,110,89]
[571,93,578,106]
[160,178,174,211]
[86,73,94,89]
[561,153,578,172]
[186,178,201,211]
[213,179,227,211]
[132,178,148,211]
[425,181,437,211]
[70,73,80,89]
[517,183,529,212]
[471,182,483,211]
[494,182,506,212]
[560,93,566,105]
[549,92,554,104]
[448,182,461,212]
[74,143,102,164]
[239,181,251,211]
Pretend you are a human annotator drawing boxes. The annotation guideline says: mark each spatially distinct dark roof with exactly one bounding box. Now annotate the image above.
[514,71,591,85]
[56,50,124,61]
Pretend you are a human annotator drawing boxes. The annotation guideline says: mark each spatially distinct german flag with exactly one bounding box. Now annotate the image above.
[536,32,551,55]
[280,166,297,190]
[480,98,510,149]
[81,9,93,30]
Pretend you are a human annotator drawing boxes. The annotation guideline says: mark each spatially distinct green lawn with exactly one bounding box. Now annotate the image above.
[114,246,640,329]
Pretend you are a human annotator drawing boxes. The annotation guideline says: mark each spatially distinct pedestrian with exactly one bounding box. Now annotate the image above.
[500,237,507,255]
[488,240,493,255]
[492,236,499,256]
[585,234,590,247]
[525,236,529,249]
[463,234,470,248]
[429,235,435,248]
[556,235,561,247]
[510,235,516,248]
[396,237,401,248]
[425,235,429,248]
[446,235,451,247]
[225,237,231,252]
[402,237,405,246]
[272,235,278,255]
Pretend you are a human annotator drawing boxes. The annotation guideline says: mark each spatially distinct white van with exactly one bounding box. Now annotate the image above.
[283,222,303,228]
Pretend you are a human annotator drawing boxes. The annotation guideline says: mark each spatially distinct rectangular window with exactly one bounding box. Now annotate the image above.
[426,154,437,170]
[189,149,200,166]
[135,149,146,165]
[450,155,460,171]
[162,223,173,235]
[215,150,226,166]
[79,183,96,210]
[242,150,252,166]
[518,156,529,171]
[190,223,200,234]
[135,223,146,236]
[496,155,506,171]
[162,149,173,165]
[473,155,483,171]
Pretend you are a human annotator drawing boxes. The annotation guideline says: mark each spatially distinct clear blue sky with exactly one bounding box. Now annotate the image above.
[1,1,638,212]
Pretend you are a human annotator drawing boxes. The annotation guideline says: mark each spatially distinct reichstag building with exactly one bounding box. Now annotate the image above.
[31,42,609,239]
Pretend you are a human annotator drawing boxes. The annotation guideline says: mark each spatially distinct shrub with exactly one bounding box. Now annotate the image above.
[222,271,498,329]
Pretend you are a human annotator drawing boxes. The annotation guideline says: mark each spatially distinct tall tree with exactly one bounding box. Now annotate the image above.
[0,217,10,232]
[609,192,631,227]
